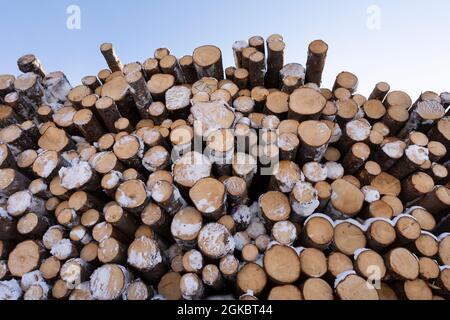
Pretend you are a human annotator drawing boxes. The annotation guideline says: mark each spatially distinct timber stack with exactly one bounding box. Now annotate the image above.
[0,34,449,301]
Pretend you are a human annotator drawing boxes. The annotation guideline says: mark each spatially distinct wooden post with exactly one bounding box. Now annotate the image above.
[147,74,175,102]
[297,120,331,163]
[160,55,185,84]
[305,40,328,86]
[248,51,265,88]
[369,82,390,101]
[341,142,371,174]
[400,172,435,203]
[193,45,224,80]
[113,134,145,171]
[412,185,450,215]
[265,40,285,89]
[428,117,450,150]
[150,180,187,216]
[0,168,30,197]
[363,100,386,124]
[0,145,16,174]
[100,43,123,72]
[17,54,46,77]
[389,145,430,180]
[398,101,445,138]
[125,71,153,119]
[333,71,358,93]
[179,55,199,84]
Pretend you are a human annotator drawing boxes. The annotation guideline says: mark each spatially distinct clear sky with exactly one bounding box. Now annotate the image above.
[1,0,449,98]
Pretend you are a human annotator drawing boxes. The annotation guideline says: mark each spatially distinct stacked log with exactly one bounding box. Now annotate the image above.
[0,34,449,301]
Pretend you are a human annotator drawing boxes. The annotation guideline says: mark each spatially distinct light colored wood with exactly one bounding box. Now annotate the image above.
[193,45,224,80]
[297,120,331,163]
[369,82,390,101]
[236,263,267,296]
[300,247,327,278]
[265,40,285,88]
[326,179,364,218]
[305,40,328,86]
[333,71,358,93]
[336,274,379,300]
[189,178,226,220]
[100,43,123,72]
[115,179,149,214]
[333,221,366,256]
[264,245,300,284]
[327,252,353,278]
[354,249,386,279]
[8,240,45,277]
[289,87,326,121]
[2,36,450,302]
[385,248,419,280]
[259,191,291,224]
[366,219,396,251]
[302,278,333,300]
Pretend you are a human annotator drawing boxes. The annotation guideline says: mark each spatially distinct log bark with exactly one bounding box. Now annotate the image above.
[428,117,450,150]
[189,178,227,221]
[297,120,331,163]
[389,145,430,180]
[100,43,123,72]
[0,144,16,170]
[398,101,445,138]
[193,45,224,80]
[305,40,328,86]
[17,54,46,77]
[160,55,185,84]
[412,185,450,215]
[248,51,265,88]
[0,168,30,197]
[179,55,199,84]
[369,82,390,101]
[125,71,153,119]
[341,142,371,174]
[265,40,285,89]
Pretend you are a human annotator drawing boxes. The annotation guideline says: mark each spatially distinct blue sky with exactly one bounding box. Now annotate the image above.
[1,0,449,98]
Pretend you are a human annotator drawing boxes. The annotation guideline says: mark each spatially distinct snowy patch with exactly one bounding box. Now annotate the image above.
[59,159,92,190]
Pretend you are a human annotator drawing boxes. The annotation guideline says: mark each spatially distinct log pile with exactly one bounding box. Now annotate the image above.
[0,36,450,301]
